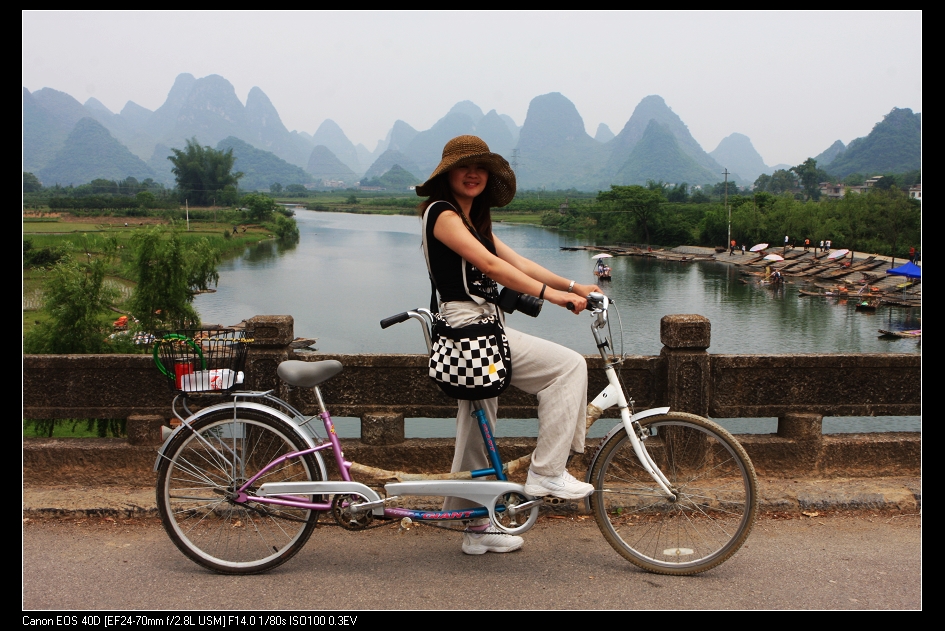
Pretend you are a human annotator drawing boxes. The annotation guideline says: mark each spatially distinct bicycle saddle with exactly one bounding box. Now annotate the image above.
[277,360,343,388]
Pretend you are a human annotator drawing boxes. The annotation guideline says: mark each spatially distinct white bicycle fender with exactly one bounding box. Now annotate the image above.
[629,406,671,424]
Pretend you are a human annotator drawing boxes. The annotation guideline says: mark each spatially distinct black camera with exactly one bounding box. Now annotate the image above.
[497,287,543,318]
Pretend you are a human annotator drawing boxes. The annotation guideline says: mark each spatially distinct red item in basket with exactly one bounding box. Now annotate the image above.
[175,360,194,389]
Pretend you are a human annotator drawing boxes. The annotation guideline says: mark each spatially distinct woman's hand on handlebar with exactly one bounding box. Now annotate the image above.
[552,283,600,313]
[547,289,588,313]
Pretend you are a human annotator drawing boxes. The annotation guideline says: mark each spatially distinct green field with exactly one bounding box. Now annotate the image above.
[492,211,544,225]
[24,220,112,233]
[23,214,273,335]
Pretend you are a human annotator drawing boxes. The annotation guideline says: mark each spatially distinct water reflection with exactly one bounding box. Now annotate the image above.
[195,211,919,434]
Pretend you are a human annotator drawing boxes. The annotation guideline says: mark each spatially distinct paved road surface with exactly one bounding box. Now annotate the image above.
[23,512,920,610]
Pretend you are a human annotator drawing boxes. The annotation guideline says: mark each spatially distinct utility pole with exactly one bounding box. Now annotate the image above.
[723,169,731,251]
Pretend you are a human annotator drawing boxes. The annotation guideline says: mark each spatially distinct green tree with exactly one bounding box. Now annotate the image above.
[119,176,141,195]
[597,185,663,244]
[90,178,118,195]
[791,158,827,200]
[270,182,283,195]
[752,173,772,193]
[269,213,300,242]
[765,169,797,195]
[872,174,898,190]
[868,187,920,261]
[136,190,156,208]
[690,189,711,203]
[127,226,220,330]
[220,184,238,206]
[646,180,668,195]
[23,172,42,193]
[712,181,739,200]
[23,255,118,354]
[666,182,689,203]
[241,193,280,222]
[285,184,310,197]
[168,138,243,206]
[699,206,728,246]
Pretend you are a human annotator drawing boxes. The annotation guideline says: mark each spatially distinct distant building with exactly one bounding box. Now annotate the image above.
[819,182,846,199]
[909,184,921,201]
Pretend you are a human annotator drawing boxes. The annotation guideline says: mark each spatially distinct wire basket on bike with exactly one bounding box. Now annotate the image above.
[153,328,251,394]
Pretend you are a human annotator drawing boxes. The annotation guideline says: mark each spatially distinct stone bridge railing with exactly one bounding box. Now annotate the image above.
[23,315,920,477]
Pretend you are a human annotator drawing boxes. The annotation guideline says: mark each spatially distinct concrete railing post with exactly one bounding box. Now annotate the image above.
[777,412,824,471]
[659,314,711,417]
[245,316,294,393]
[777,413,824,441]
[360,412,406,445]
[126,414,166,445]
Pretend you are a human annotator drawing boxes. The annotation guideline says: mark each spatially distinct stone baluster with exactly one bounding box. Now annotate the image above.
[660,314,711,417]
[245,315,294,395]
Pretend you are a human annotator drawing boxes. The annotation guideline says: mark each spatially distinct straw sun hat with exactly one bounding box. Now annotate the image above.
[415,135,516,207]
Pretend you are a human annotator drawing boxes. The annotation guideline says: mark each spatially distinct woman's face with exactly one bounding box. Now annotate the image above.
[449,163,489,204]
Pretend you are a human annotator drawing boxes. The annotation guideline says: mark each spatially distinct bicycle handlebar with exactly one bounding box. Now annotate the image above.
[380,312,411,329]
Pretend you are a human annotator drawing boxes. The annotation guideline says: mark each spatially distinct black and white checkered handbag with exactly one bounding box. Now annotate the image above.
[428,313,512,400]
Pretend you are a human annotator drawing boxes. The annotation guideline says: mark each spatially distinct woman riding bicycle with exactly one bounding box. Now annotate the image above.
[417,135,599,555]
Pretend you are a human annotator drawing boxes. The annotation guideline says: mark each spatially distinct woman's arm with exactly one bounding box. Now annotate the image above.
[493,235,600,299]
[433,212,598,312]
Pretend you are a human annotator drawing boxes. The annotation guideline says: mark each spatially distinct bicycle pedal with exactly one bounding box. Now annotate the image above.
[542,496,570,506]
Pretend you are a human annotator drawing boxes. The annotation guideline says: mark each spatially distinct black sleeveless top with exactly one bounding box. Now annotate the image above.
[424,201,499,304]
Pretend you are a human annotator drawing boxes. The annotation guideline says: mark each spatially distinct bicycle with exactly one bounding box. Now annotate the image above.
[153,293,758,575]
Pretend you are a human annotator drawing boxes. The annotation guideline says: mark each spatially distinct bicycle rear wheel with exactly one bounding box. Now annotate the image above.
[590,412,758,575]
[157,408,322,574]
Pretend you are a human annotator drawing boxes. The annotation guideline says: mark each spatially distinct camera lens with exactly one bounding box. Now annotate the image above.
[497,287,544,317]
[516,294,543,317]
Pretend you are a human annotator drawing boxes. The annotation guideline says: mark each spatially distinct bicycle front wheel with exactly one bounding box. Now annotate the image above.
[590,412,758,575]
[157,408,322,574]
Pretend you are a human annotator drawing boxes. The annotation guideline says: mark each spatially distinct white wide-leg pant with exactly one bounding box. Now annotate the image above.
[440,302,587,510]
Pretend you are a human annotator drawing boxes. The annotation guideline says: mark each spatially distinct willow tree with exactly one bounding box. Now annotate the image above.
[127,226,220,331]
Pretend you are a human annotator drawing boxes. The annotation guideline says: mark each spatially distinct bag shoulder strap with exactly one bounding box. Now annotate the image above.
[421,201,457,314]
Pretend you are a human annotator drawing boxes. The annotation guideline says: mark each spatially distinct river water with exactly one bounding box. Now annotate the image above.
[194,211,921,437]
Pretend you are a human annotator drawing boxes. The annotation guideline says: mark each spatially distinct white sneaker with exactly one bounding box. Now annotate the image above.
[462,532,524,555]
[524,469,594,500]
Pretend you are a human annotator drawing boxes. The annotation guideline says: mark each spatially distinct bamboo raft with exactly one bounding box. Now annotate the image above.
[879,329,921,338]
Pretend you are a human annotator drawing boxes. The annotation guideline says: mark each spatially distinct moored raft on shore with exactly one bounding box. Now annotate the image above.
[879,329,921,338]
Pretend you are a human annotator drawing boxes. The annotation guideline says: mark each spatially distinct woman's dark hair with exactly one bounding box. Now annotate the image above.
[417,174,493,245]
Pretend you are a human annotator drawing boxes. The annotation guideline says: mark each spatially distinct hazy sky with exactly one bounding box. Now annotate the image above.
[23,11,922,168]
